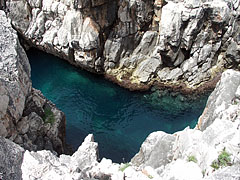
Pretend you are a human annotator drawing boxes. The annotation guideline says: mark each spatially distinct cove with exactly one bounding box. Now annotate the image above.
[27,49,208,163]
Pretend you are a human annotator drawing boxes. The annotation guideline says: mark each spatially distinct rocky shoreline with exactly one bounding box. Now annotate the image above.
[0,0,240,179]
[2,0,240,93]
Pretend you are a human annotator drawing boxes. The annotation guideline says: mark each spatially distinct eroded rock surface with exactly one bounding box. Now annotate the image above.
[0,10,66,155]
[4,0,240,91]
[18,70,240,180]
[0,137,24,180]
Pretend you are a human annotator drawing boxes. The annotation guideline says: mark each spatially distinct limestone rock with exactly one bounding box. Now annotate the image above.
[160,159,203,180]
[133,58,162,83]
[3,0,240,90]
[131,131,176,168]
[198,70,240,130]
[0,10,66,155]
[205,165,240,180]
[158,67,183,81]
[226,40,240,64]
[21,134,98,180]
[0,137,24,180]
[132,69,240,179]
[0,10,31,139]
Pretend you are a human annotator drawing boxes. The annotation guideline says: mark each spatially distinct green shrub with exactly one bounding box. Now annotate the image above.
[119,163,131,172]
[187,155,198,163]
[43,108,55,125]
[211,160,220,170]
[218,148,231,167]
[211,148,231,170]
[148,175,153,179]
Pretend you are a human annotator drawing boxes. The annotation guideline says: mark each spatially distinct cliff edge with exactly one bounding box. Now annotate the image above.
[16,69,239,180]
[3,0,240,92]
[0,10,66,155]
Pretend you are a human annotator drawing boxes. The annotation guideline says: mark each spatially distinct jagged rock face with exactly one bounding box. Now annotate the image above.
[16,70,240,180]
[5,0,240,91]
[0,10,66,155]
[0,137,24,180]
[131,69,240,179]
[198,69,240,130]
[0,10,31,139]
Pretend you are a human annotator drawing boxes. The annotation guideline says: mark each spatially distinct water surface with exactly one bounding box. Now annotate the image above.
[28,49,208,162]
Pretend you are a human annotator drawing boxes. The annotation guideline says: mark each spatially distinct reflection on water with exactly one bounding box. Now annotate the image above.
[28,49,208,163]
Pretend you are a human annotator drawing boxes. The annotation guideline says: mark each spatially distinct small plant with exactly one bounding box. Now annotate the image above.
[188,155,198,163]
[211,160,220,170]
[119,163,131,172]
[148,175,153,179]
[202,169,206,177]
[211,148,231,170]
[43,108,55,125]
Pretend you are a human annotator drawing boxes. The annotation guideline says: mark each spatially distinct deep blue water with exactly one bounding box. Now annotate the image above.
[28,49,208,163]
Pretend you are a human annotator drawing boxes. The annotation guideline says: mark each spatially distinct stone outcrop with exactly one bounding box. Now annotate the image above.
[0,137,24,180]
[131,69,240,179]
[0,10,66,155]
[1,0,240,179]
[7,69,238,180]
[4,0,240,92]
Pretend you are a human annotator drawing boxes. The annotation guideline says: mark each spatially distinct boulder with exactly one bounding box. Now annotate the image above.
[131,131,176,168]
[198,70,240,130]
[133,58,162,83]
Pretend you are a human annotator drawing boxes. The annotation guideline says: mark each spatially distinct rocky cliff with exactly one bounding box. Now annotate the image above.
[0,10,66,155]
[1,69,239,180]
[3,0,240,92]
[0,0,240,179]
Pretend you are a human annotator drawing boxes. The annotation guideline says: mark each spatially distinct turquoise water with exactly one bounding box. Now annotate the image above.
[28,49,208,163]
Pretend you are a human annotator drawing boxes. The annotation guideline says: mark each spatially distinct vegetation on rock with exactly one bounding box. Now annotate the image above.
[119,163,131,172]
[211,148,231,170]
[187,155,198,163]
[43,108,55,125]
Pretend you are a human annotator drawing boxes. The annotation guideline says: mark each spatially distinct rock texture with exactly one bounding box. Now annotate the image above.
[4,0,240,91]
[0,10,66,155]
[16,69,240,180]
[132,69,240,179]
[0,137,24,180]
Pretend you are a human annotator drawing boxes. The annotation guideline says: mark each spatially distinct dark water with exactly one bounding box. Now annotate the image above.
[28,49,208,163]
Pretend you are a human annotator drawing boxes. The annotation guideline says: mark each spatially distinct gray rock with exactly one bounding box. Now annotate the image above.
[0,10,66,155]
[3,0,240,90]
[158,67,183,81]
[17,117,30,135]
[6,0,31,33]
[208,0,231,24]
[0,137,24,180]
[21,134,98,180]
[198,69,240,130]
[133,58,162,83]
[134,31,158,55]
[131,131,176,169]
[159,2,182,47]
[0,10,31,139]
[181,57,197,73]
[198,44,212,63]
[205,164,240,180]
[226,40,240,63]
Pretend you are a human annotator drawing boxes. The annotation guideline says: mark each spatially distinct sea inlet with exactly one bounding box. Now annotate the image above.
[28,49,208,163]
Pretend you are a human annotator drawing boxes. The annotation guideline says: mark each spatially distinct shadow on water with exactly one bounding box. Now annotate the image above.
[27,48,210,163]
